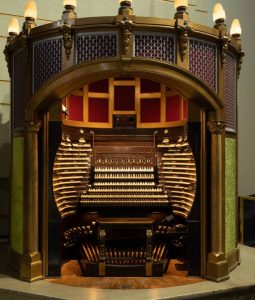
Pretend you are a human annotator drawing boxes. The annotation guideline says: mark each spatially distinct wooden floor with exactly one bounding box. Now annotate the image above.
[48,260,204,289]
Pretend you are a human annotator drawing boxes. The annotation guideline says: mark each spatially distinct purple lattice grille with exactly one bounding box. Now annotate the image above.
[225,53,237,132]
[189,39,217,92]
[33,38,63,93]
[13,48,26,129]
[134,33,175,63]
[77,33,118,63]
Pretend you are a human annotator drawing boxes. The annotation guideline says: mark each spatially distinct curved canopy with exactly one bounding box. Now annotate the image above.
[26,58,224,120]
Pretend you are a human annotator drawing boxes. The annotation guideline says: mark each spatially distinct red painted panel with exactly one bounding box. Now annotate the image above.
[140,98,160,123]
[68,95,83,121]
[114,86,135,111]
[183,98,188,120]
[140,78,160,93]
[166,95,181,122]
[89,79,109,93]
[89,98,108,123]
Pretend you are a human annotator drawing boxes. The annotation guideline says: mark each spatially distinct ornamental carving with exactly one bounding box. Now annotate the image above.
[207,121,226,135]
[4,46,12,77]
[60,21,73,60]
[119,16,134,55]
[238,50,245,78]
[220,34,230,66]
[24,121,41,134]
[4,34,28,77]
[177,21,191,62]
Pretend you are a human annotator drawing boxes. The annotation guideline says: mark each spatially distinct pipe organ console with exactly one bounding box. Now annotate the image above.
[53,128,197,276]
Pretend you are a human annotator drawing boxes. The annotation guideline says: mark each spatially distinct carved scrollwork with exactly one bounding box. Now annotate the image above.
[24,121,41,134]
[60,21,73,60]
[4,34,29,77]
[119,16,134,55]
[176,21,191,62]
[4,46,12,77]
[220,34,230,66]
[237,50,245,78]
[207,121,226,135]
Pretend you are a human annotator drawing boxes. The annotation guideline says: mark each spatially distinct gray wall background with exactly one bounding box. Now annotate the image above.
[0,0,253,238]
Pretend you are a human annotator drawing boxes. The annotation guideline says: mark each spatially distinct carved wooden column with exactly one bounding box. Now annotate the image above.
[206,120,229,282]
[20,121,43,282]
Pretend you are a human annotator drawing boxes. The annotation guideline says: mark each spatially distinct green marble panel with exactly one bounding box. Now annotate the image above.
[225,138,237,253]
[11,137,24,254]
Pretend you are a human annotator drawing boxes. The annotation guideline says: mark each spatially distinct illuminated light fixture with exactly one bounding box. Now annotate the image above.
[63,0,77,8]
[174,0,189,20]
[213,3,226,25]
[230,19,242,37]
[8,18,20,36]
[118,0,133,15]
[119,0,132,5]
[62,0,77,19]
[174,0,188,10]
[24,0,37,20]
[23,0,37,33]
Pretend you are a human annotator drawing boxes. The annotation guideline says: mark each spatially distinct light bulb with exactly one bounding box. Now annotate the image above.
[8,18,20,35]
[230,19,242,36]
[24,0,37,20]
[213,3,226,23]
[119,0,132,3]
[174,0,188,10]
[63,0,77,8]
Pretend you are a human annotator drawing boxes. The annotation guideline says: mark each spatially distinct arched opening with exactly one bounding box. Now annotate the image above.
[28,59,219,280]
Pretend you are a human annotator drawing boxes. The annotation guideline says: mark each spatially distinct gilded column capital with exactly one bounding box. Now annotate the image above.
[207,121,225,135]
[24,121,41,134]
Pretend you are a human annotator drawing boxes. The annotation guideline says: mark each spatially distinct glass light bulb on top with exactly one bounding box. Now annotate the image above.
[24,0,37,20]
[213,3,226,23]
[8,18,20,36]
[230,19,242,36]
[63,0,77,8]
[174,0,188,10]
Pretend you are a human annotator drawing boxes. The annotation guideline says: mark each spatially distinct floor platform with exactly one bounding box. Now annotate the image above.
[0,244,255,300]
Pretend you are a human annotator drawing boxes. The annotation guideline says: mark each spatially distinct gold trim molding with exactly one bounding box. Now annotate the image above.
[20,252,43,282]
[226,247,240,272]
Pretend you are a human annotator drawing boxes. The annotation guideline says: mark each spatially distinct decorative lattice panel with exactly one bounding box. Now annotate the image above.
[13,49,26,129]
[33,37,63,93]
[76,32,118,63]
[134,32,175,63]
[189,39,217,92]
[225,53,237,132]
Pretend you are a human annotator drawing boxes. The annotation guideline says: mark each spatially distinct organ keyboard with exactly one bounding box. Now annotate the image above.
[53,129,196,276]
